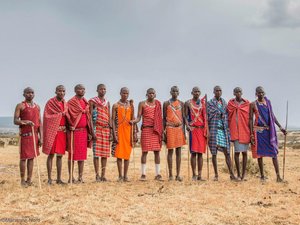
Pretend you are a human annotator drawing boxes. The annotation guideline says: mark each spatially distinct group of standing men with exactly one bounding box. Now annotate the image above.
[13,84,287,186]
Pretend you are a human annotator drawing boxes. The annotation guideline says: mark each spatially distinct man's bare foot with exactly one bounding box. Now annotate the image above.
[260,176,267,183]
[140,175,146,181]
[213,176,218,181]
[175,176,183,182]
[240,176,247,181]
[26,180,33,186]
[96,174,101,182]
[77,178,84,184]
[47,179,53,185]
[123,177,129,182]
[56,180,66,185]
[197,175,205,181]
[117,176,123,182]
[230,175,239,181]
[154,175,162,181]
[192,175,198,181]
[101,177,107,182]
[21,180,27,187]
[276,176,283,183]
[168,176,174,181]
[68,178,76,184]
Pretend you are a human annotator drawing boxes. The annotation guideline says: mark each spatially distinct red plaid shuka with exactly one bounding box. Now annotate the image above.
[43,97,68,155]
[141,100,163,152]
[89,97,110,158]
[67,96,93,160]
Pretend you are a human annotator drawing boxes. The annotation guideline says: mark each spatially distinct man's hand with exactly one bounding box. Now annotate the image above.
[280,128,287,136]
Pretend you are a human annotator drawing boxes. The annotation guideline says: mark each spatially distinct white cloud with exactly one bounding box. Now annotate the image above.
[252,0,300,28]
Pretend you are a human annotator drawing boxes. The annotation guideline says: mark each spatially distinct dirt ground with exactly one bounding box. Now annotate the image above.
[0,145,299,225]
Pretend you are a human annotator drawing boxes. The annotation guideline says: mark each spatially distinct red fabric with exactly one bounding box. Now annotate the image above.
[19,102,40,159]
[141,102,161,151]
[89,97,110,158]
[68,98,90,161]
[153,100,163,145]
[43,97,68,155]
[188,98,207,153]
[228,98,251,144]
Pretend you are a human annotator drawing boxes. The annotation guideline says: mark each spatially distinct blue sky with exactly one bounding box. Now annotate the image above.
[1,0,300,127]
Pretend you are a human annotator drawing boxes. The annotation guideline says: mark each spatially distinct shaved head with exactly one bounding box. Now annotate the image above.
[56,85,65,91]
[23,87,34,94]
[97,84,106,90]
[233,87,242,93]
[147,88,155,94]
[120,87,129,93]
[74,84,85,92]
[256,86,265,93]
[214,85,222,92]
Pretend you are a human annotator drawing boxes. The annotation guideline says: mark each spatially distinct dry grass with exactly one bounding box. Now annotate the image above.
[0,145,300,225]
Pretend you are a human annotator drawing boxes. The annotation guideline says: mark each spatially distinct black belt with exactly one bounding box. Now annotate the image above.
[20,132,33,137]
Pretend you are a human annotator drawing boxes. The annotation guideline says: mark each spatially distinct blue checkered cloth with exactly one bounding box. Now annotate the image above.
[207,98,231,155]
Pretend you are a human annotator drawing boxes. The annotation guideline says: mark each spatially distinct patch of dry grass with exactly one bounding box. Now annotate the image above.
[0,145,299,225]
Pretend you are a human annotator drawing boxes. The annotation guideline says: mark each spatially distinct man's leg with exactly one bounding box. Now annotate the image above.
[93,157,100,181]
[212,154,218,181]
[241,152,247,180]
[258,157,265,181]
[154,151,161,180]
[234,152,241,179]
[223,148,236,180]
[117,158,123,181]
[272,157,283,182]
[191,153,197,180]
[198,153,204,180]
[56,155,64,184]
[20,159,26,186]
[26,158,34,185]
[101,157,108,181]
[47,154,54,184]
[68,160,75,183]
[167,149,174,179]
[78,161,84,183]
[123,159,129,181]
[175,147,182,181]
[140,152,148,180]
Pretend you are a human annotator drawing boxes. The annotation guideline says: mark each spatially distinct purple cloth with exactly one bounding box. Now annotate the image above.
[256,97,278,157]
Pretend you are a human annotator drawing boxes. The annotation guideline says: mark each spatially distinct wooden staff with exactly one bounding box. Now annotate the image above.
[205,94,210,180]
[231,144,234,169]
[165,142,168,179]
[187,132,190,181]
[283,101,289,180]
[131,123,136,180]
[31,126,41,190]
[70,130,74,185]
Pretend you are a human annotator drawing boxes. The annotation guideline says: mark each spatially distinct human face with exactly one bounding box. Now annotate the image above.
[75,86,85,97]
[234,90,242,100]
[24,90,34,102]
[120,89,129,101]
[170,87,179,99]
[97,85,106,98]
[147,90,155,101]
[56,87,65,100]
[214,87,222,99]
[192,88,200,100]
[256,89,265,100]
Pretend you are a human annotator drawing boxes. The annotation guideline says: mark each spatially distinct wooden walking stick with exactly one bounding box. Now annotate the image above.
[205,94,210,180]
[31,126,41,190]
[131,123,136,180]
[283,101,289,180]
[70,130,74,185]
[187,132,190,181]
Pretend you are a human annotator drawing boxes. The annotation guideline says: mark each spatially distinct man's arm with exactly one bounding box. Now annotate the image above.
[111,103,118,143]
[183,101,191,131]
[13,103,33,126]
[249,102,255,144]
[37,105,43,146]
[131,101,144,124]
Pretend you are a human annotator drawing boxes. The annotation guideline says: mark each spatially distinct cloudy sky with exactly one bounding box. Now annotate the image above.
[1,0,300,127]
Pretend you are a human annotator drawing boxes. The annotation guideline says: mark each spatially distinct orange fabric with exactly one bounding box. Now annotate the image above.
[166,100,186,149]
[227,98,250,144]
[114,103,133,160]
